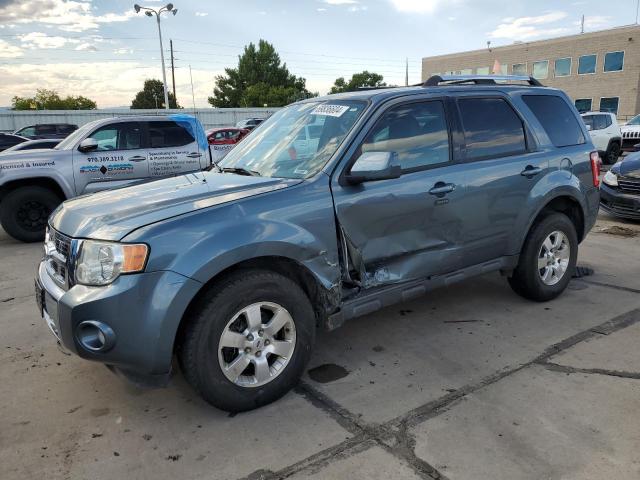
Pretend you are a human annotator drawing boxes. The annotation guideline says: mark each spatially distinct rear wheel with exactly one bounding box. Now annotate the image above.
[178,269,316,412]
[508,213,578,302]
[605,141,621,164]
[0,186,61,242]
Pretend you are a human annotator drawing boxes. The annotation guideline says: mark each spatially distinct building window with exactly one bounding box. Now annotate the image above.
[476,66,490,75]
[460,68,472,75]
[512,63,527,75]
[600,97,619,115]
[578,54,597,74]
[574,99,592,113]
[532,60,549,79]
[604,51,624,72]
[554,57,571,77]
[497,64,508,75]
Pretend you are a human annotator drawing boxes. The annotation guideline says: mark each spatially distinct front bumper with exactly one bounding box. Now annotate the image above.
[599,183,640,219]
[35,261,202,384]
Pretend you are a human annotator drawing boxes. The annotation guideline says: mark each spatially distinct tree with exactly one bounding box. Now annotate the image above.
[208,40,314,108]
[131,79,180,109]
[330,71,386,94]
[11,89,97,110]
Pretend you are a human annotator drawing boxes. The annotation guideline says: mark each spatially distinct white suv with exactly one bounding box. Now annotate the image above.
[581,112,622,164]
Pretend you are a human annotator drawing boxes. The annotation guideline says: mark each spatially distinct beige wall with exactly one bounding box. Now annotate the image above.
[421,25,640,120]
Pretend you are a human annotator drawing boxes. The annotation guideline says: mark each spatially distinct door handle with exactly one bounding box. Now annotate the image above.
[128,155,146,162]
[187,152,203,158]
[428,182,456,196]
[520,166,542,177]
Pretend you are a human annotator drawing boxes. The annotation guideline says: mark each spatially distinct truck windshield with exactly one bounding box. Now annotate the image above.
[55,121,98,150]
[627,115,640,126]
[218,100,367,179]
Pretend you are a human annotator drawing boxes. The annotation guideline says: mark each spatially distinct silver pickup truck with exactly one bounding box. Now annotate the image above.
[0,114,211,242]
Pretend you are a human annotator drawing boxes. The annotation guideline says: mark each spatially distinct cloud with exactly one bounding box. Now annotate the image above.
[195,12,208,17]
[489,11,571,40]
[0,0,134,32]
[348,5,368,12]
[19,32,72,49]
[388,0,447,13]
[323,0,358,4]
[75,42,97,51]
[576,15,613,30]
[0,38,22,58]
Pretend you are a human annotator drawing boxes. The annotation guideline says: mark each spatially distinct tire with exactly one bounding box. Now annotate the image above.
[508,213,578,302]
[605,141,621,165]
[178,269,316,412]
[0,186,62,243]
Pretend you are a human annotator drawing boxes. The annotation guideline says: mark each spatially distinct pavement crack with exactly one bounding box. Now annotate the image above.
[537,361,640,380]
[580,279,640,294]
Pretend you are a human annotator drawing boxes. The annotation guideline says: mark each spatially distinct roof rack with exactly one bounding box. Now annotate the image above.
[423,74,544,87]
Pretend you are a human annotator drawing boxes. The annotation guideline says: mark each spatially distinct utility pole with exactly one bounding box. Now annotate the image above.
[170,39,177,105]
[636,0,639,24]
[405,58,408,87]
[581,15,585,34]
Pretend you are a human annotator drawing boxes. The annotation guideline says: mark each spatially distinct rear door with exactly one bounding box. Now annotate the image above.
[145,120,203,177]
[73,121,149,194]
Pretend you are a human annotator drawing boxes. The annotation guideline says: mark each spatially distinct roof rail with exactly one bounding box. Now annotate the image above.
[424,74,544,87]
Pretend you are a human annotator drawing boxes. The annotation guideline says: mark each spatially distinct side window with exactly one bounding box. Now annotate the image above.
[36,125,57,136]
[582,115,595,131]
[91,122,143,151]
[360,100,450,171]
[147,121,195,148]
[593,115,607,131]
[603,115,613,129]
[522,95,585,147]
[18,126,36,137]
[458,97,526,160]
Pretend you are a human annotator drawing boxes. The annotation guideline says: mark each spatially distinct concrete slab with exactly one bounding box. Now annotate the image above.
[411,365,640,480]
[551,322,640,373]
[306,273,640,423]
[288,446,422,480]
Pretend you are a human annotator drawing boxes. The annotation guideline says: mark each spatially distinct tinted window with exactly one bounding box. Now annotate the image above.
[36,125,57,135]
[57,125,77,134]
[578,54,597,74]
[0,135,25,149]
[574,99,592,113]
[91,122,144,151]
[583,115,608,131]
[600,97,619,115]
[604,51,624,72]
[523,95,586,147]
[360,100,450,171]
[20,141,58,150]
[147,121,195,148]
[16,126,35,137]
[555,58,571,77]
[582,115,595,130]
[458,98,526,160]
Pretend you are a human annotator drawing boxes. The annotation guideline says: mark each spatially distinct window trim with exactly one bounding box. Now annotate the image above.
[512,62,528,76]
[603,50,625,73]
[455,95,530,163]
[599,96,620,115]
[574,98,593,113]
[532,59,549,80]
[554,57,572,78]
[577,54,597,75]
[88,121,146,152]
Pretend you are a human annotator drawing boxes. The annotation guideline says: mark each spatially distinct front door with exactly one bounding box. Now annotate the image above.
[331,98,468,288]
[73,121,149,194]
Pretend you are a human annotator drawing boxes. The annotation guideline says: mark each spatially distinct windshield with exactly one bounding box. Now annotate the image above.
[55,120,100,150]
[219,100,367,179]
[627,115,640,126]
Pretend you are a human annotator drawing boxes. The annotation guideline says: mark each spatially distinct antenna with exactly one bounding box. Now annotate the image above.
[405,58,408,87]
[189,64,197,113]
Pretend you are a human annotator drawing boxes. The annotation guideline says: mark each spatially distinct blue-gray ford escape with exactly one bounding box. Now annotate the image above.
[36,75,601,412]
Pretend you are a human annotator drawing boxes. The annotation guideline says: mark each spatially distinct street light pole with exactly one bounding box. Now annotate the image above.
[134,3,178,110]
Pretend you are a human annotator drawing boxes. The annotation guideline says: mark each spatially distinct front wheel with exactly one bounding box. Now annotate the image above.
[508,213,578,302]
[0,186,62,242]
[178,270,316,412]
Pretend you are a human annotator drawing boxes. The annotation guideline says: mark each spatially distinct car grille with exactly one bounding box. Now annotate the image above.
[618,178,640,195]
[45,229,73,290]
[623,131,640,139]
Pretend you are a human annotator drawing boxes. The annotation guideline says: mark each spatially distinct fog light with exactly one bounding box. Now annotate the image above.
[77,321,115,352]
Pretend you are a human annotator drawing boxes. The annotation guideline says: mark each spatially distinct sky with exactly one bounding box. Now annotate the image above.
[0,0,636,108]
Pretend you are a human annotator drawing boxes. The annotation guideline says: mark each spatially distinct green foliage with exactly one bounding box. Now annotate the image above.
[131,79,180,109]
[208,40,315,108]
[11,89,97,110]
[329,71,386,94]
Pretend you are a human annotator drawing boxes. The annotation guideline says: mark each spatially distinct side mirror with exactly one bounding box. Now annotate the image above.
[346,151,401,184]
[78,137,98,153]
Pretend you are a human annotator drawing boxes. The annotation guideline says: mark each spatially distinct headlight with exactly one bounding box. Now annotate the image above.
[75,240,148,286]
[602,170,618,187]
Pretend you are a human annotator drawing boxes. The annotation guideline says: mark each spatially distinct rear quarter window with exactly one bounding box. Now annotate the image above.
[522,95,586,147]
[147,121,195,148]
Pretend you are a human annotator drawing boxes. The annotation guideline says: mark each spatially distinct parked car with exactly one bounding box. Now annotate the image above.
[1,138,60,153]
[36,75,600,412]
[600,153,640,219]
[0,133,28,152]
[206,127,250,162]
[14,123,78,140]
[0,114,211,242]
[581,112,621,164]
[620,114,640,152]
[235,118,265,130]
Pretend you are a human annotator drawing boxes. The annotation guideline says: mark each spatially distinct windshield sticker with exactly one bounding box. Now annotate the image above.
[311,104,350,117]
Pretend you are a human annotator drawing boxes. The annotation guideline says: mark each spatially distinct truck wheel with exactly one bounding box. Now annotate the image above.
[178,269,316,412]
[0,186,62,242]
[508,213,578,302]
[605,142,621,165]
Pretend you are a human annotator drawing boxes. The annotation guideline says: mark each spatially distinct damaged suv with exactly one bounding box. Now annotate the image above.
[36,75,600,412]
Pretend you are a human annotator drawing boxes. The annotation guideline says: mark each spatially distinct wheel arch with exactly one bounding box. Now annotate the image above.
[0,176,69,203]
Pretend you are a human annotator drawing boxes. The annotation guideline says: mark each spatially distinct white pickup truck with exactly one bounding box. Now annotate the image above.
[0,114,211,242]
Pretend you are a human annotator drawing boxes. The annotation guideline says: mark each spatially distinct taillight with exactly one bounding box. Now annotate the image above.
[590,151,601,187]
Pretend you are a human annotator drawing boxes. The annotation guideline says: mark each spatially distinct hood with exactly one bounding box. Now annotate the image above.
[50,171,299,241]
[614,152,640,178]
